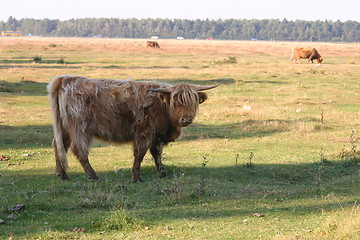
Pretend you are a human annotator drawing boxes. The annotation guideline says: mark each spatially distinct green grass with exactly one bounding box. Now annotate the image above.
[0,38,360,239]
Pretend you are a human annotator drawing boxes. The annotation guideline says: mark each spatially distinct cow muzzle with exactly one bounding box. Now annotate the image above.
[179,117,193,127]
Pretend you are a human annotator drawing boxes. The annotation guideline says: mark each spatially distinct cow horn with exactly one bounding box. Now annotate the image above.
[150,87,172,93]
[150,84,219,93]
[193,84,219,91]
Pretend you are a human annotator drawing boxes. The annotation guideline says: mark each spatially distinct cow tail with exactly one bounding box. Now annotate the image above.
[48,76,69,170]
[289,48,294,61]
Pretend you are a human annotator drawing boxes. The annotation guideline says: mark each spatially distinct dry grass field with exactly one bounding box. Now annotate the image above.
[1,37,360,239]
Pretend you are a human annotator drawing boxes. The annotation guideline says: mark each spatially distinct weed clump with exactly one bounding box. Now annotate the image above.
[213,56,237,65]
[92,208,143,231]
[244,151,255,168]
[157,157,210,204]
[156,171,201,204]
[56,57,65,64]
[32,56,42,63]
[339,131,360,163]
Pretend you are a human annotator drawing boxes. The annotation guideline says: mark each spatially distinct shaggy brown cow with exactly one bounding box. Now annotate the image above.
[146,41,160,48]
[47,75,218,182]
[290,47,323,64]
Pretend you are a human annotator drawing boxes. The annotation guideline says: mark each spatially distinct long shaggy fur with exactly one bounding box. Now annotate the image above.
[47,75,217,182]
[290,47,323,64]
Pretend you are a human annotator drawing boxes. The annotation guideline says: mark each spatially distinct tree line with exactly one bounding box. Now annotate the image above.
[1,16,360,42]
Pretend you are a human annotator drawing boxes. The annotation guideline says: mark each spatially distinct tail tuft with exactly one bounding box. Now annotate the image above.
[289,48,295,61]
[48,76,69,170]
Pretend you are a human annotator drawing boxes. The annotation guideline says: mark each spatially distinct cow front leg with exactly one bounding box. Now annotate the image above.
[132,148,147,183]
[133,116,154,182]
[150,142,166,178]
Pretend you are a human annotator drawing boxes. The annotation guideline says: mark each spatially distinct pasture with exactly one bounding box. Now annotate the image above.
[0,37,360,239]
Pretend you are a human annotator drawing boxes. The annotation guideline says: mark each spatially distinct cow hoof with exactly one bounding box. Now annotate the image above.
[55,171,69,180]
[88,175,100,181]
[158,171,167,178]
[89,178,100,182]
[132,178,143,183]
[57,172,69,180]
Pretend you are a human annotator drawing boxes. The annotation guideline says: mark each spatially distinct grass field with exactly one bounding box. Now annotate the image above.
[1,37,360,239]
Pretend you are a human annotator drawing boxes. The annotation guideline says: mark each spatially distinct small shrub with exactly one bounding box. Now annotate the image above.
[310,69,325,75]
[157,167,209,204]
[314,154,325,195]
[235,153,239,166]
[92,208,143,231]
[56,57,65,64]
[156,172,193,204]
[201,155,209,167]
[310,69,317,74]
[213,56,237,65]
[339,131,360,162]
[224,56,237,64]
[49,43,57,48]
[314,124,332,132]
[244,151,255,168]
[33,56,42,63]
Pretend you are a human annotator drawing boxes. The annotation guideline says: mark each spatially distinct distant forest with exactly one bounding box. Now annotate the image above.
[2,16,360,42]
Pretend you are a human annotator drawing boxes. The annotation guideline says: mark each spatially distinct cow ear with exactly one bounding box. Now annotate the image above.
[198,92,208,104]
[159,92,171,104]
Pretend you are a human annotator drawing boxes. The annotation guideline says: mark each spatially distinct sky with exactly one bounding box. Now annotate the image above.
[1,0,360,22]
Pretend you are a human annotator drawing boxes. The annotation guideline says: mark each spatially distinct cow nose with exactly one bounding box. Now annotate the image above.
[180,117,193,126]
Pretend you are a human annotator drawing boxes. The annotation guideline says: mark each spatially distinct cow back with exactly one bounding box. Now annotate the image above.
[53,76,170,143]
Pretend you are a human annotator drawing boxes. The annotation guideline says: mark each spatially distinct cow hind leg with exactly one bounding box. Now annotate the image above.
[71,137,99,181]
[53,137,70,180]
[150,143,166,178]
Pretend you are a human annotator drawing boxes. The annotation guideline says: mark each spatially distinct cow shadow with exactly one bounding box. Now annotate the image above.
[0,117,320,150]
[1,157,359,238]
[181,118,319,141]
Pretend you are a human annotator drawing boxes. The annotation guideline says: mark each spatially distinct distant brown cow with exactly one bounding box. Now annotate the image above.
[290,47,323,64]
[147,41,160,48]
[47,75,218,182]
